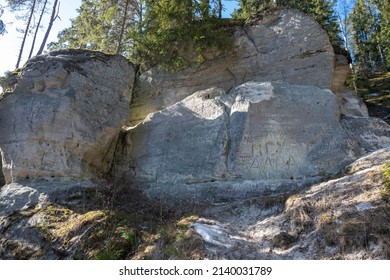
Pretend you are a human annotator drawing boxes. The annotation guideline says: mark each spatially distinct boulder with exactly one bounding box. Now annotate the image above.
[0,50,135,183]
[128,8,335,125]
[335,89,369,117]
[0,180,94,216]
[114,81,388,204]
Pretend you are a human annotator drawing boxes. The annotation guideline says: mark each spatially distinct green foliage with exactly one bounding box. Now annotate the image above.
[132,0,232,71]
[163,244,179,257]
[49,0,143,57]
[95,241,126,260]
[121,229,137,245]
[382,162,390,192]
[350,0,388,74]
[378,1,390,67]
[49,0,230,71]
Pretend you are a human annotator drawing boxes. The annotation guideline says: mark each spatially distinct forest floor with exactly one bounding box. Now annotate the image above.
[2,148,389,260]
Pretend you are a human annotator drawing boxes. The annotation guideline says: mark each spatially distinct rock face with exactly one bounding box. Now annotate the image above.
[114,81,390,204]
[332,54,351,92]
[129,8,335,125]
[335,89,369,117]
[0,50,135,183]
[342,117,390,153]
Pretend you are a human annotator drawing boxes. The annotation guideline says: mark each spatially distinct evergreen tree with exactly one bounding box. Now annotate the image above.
[49,0,144,57]
[376,0,389,67]
[50,0,230,71]
[28,0,48,59]
[350,0,387,73]
[14,0,37,68]
[133,0,230,71]
[4,0,56,66]
[36,0,60,55]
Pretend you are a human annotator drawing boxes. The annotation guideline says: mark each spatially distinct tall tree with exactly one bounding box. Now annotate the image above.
[350,0,387,73]
[49,0,144,56]
[376,0,389,67]
[336,0,354,51]
[134,0,231,70]
[116,0,131,54]
[49,0,229,70]
[37,0,59,55]
[28,0,48,58]
[15,0,37,68]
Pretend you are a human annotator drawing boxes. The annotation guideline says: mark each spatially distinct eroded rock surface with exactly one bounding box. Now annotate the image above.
[115,81,390,204]
[342,116,390,153]
[129,8,335,125]
[335,89,369,117]
[0,50,135,183]
[332,54,351,92]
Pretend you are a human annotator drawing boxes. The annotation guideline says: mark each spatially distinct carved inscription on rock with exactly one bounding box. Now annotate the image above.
[233,131,307,179]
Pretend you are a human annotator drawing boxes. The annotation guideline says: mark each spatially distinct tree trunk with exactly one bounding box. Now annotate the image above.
[37,0,59,55]
[28,0,48,59]
[200,0,209,18]
[116,0,130,54]
[16,0,37,68]
[218,0,222,18]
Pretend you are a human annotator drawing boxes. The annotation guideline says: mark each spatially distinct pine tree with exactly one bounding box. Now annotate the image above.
[50,0,230,71]
[37,0,60,55]
[15,0,37,68]
[350,0,387,73]
[49,0,144,57]
[376,0,389,67]
[28,0,48,59]
[133,0,231,71]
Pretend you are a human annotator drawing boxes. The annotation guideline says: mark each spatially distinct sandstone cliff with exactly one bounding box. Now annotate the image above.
[0,50,135,183]
[129,8,335,125]
[0,8,389,260]
[114,81,388,204]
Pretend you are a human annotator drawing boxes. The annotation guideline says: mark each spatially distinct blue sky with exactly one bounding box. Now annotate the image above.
[0,0,82,75]
[0,0,239,77]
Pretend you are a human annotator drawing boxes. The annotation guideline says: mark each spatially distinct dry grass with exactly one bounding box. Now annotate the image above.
[25,178,206,260]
